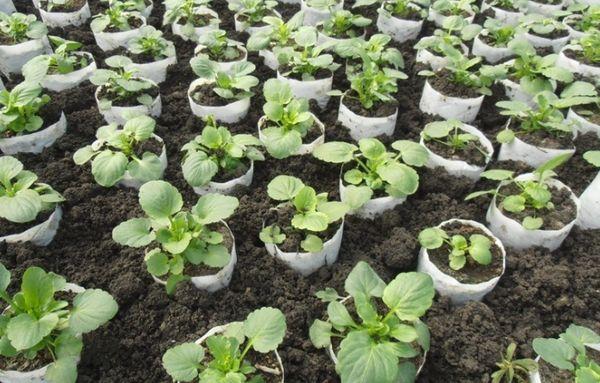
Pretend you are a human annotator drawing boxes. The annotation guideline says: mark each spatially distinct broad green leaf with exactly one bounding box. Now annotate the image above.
[0,263,10,292]
[139,181,183,221]
[418,227,446,249]
[112,218,155,247]
[91,150,128,187]
[480,169,514,181]
[327,300,356,328]
[522,216,543,230]
[262,127,303,159]
[583,151,600,167]
[301,234,323,252]
[344,261,386,298]
[182,154,218,187]
[342,185,372,210]
[21,266,53,310]
[203,245,231,268]
[145,248,170,276]
[291,211,329,231]
[69,289,118,333]
[382,272,434,321]
[162,343,204,382]
[294,186,318,212]
[389,324,418,343]
[7,313,59,350]
[317,201,349,223]
[0,156,23,184]
[359,138,386,160]
[244,307,286,353]
[127,153,164,183]
[0,189,42,223]
[73,145,97,165]
[377,163,419,196]
[313,142,358,163]
[45,358,77,383]
[193,194,239,224]
[309,319,332,348]
[267,175,305,201]
[502,195,526,213]
[54,332,83,359]
[337,331,400,383]
[391,140,429,167]
[533,338,575,371]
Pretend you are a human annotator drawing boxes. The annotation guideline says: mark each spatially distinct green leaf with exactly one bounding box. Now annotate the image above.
[259,225,286,244]
[382,272,434,321]
[193,194,239,224]
[344,261,386,298]
[243,307,287,353]
[502,195,526,213]
[480,169,514,181]
[342,185,372,210]
[182,154,218,187]
[315,287,340,302]
[145,248,170,276]
[7,313,59,350]
[389,324,418,343]
[69,289,118,333]
[124,115,155,141]
[327,300,356,328]
[309,319,332,348]
[139,181,183,222]
[317,201,349,223]
[0,263,10,292]
[522,216,543,230]
[203,245,231,268]
[583,151,600,168]
[301,234,323,252]
[391,140,429,167]
[73,145,97,165]
[0,156,23,184]
[449,254,466,270]
[162,343,204,382]
[337,331,400,383]
[291,211,329,231]
[54,332,83,360]
[418,227,446,249]
[533,338,575,371]
[91,150,128,187]
[45,358,78,383]
[377,163,419,196]
[344,169,364,185]
[313,142,358,163]
[262,127,303,159]
[267,175,305,201]
[496,129,515,143]
[294,186,318,212]
[21,266,53,310]
[359,138,386,160]
[127,153,164,183]
[0,189,42,223]
[112,218,155,247]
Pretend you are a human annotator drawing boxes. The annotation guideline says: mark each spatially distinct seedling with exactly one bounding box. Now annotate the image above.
[414,16,481,55]
[480,18,518,47]
[39,0,86,11]
[73,115,165,187]
[418,226,493,270]
[22,36,90,82]
[431,0,478,16]
[491,343,538,383]
[576,29,600,64]
[0,81,50,136]
[484,0,527,11]
[465,153,572,230]
[91,0,141,33]
[0,263,118,383]
[229,0,277,28]
[335,34,404,73]
[520,14,568,39]
[565,4,600,32]
[318,10,371,38]
[247,12,304,51]
[181,115,264,187]
[127,25,175,61]
[162,307,286,382]
[260,175,349,252]
[90,55,156,110]
[422,119,488,157]
[309,261,434,383]
[196,29,244,62]
[555,80,599,119]
[533,324,600,380]
[0,12,47,45]
[163,0,216,38]
[355,0,428,17]
[191,59,258,104]
[313,138,428,209]
[112,180,239,294]
[0,156,64,223]
[305,0,341,11]
[102,0,149,13]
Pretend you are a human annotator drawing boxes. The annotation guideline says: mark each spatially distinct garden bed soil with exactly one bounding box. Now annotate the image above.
[105,16,143,33]
[428,222,504,284]
[564,47,600,68]
[423,131,488,166]
[483,0,520,12]
[343,91,398,117]
[428,70,481,99]
[134,137,163,157]
[41,0,87,12]
[98,85,159,107]
[539,348,600,382]
[197,45,245,62]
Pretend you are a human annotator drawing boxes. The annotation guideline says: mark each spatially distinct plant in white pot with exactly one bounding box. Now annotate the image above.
[90,1,146,51]
[125,25,176,84]
[561,4,599,40]
[429,0,477,27]
[316,10,371,46]
[577,150,600,230]
[335,33,405,75]
[556,80,600,135]
[192,29,247,72]
[73,114,166,188]
[0,81,67,154]
[163,0,219,41]
[526,0,565,17]
[466,154,580,251]
[162,307,287,382]
[22,36,96,92]
[0,264,118,383]
[491,343,538,382]
[417,219,506,304]
[0,12,49,76]
[258,78,325,158]
[313,138,428,218]
[230,0,279,35]
[420,119,493,180]
[309,261,434,383]
[188,59,258,123]
[112,180,239,294]
[274,26,340,108]
[102,0,153,18]
[260,175,350,275]
[37,0,91,28]
[91,55,161,124]
[301,0,344,26]
[0,156,64,246]
[182,115,264,195]
[556,30,600,78]
[480,0,527,26]
[472,18,518,64]
[496,91,575,167]
[419,45,506,123]
[369,0,429,43]
[519,14,571,53]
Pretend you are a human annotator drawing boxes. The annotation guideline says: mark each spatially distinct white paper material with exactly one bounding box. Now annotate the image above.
[578,171,600,229]
[171,7,218,41]
[0,38,50,75]
[376,3,423,43]
[126,55,177,84]
[555,47,600,79]
[194,42,247,73]
[339,180,405,219]
[337,95,397,140]
[188,78,250,123]
[94,16,146,51]
[277,71,332,109]
[566,108,599,136]
[300,0,344,25]
[497,127,575,168]
[39,1,91,27]
[193,161,254,195]
[0,112,67,154]
[96,83,162,125]
[472,34,513,64]
[419,80,484,123]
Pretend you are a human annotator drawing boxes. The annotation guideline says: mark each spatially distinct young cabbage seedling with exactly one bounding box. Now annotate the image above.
[0,156,64,224]
[309,261,435,383]
[102,0,150,13]
[533,324,600,381]
[39,0,87,12]
[127,25,175,61]
[163,0,215,38]
[318,10,371,38]
[91,0,142,33]
[246,12,304,52]
[0,81,51,136]
[313,138,428,209]
[0,263,118,383]
[230,0,277,29]
[520,14,568,40]
[414,15,481,55]
[575,29,600,64]
[431,0,478,16]
[260,175,349,252]
[422,119,488,157]
[305,0,342,11]
[479,18,518,48]
[418,226,492,270]
[181,115,264,188]
[484,0,527,12]
[73,115,165,187]
[555,80,600,121]
[22,36,90,82]
[162,307,286,382]
[359,0,428,18]
[335,33,405,72]
[191,59,258,103]
[0,12,47,45]
[195,29,244,62]
[112,180,239,294]
[491,343,538,383]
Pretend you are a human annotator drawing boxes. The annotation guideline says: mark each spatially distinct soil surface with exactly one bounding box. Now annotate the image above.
[343,91,398,117]
[41,0,86,12]
[197,45,245,62]
[97,84,159,107]
[428,70,482,99]
[423,128,489,166]
[191,83,231,106]
[2,1,598,382]
[105,16,143,32]
[564,47,600,68]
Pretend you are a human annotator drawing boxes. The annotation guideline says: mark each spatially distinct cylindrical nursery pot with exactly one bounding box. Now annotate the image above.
[0,112,67,154]
[0,37,50,75]
[555,46,600,79]
[171,8,218,41]
[419,80,484,123]
[195,324,285,382]
[0,0,16,14]
[94,16,146,51]
[118,135,167,189]
[188,78,250,123]
[264,220,344,276]
[562,15,584,40]
[300,0,344,26]
[257,114,325,155]
[415,37,469,71]
[419,123,493,181]
[193,161,254,195]
[529,344,600,383]
[417,219,506,304]
[259,49,279,70]
[522,31,569,53]
[472,34,513,64]
[316,29,366,48]
[126,55,177,84]
[565,108,599,136]
[42,52,96,92]
[499,77,538,107]
[339,179,405,219]
[193,43,247,73]
[234,10,281,35]
[376,3,424,43]
[153,222,237,292]
[276,71,332,109]
[95,83,162,125]
[486,173,580,251]
[480,2,523,26]
[577,171,600,230]
[0,206,62,246]
[526,0,564,16]
[337,94,398,140]
[428,8,474,27]
[38,1,91,27]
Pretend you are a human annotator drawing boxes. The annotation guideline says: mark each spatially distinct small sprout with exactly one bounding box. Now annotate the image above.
[414,16,481,55]
[305,0,341,11]
[480,18,519,48]
[191,59,258,102]
[418,226,492,270]
[0,81,50,135]
[422,119,488,156]
[372,0,429,19]
[576,30,600,65]
[127,26,175,61]
[491,343,538,383]
[91,0,142,33]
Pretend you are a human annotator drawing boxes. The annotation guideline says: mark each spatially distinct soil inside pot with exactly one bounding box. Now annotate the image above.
[427,222,504,284]
[98,84,159,108]
[428,70,482,99]
[479,33,512,49]
[47,52,91,74]
[423,129,488,167]
[280,66,331,82]
[112,47,170,64]
[0,209,54,239]
[0,347,54,372]
[343,91,398,118]
[528,28,569,40]
[191,83,241,106]
[259,116,322,146]
[514,121,573,150]
[197,45,245,62]
[105,16,143,33]
[564,47,600,68]
[539,348,600,382]
[384,3,423,20]
[40,0,86,12]
[497,183,577,230]
[317,24,364,39]
[178,14,215,27]
[437,9,472,18]
[212,158,250,183]
[134,137,163,158]
[572,104,600,125]
[1,102,63,139]
[182,224,233,277]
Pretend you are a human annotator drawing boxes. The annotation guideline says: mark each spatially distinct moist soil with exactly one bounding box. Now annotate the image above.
[105,16,143,33]
[0,209,54,239]
[2,0,598,382]
[385,4,423,21]
[483,0,521,12]
[258,116,323,147]
[112,47,169,63]
[539,348,600,382]
[516,127,574,150]
[428,70,482,99]
[423,129,488,167]
[564,47,600,68]
[178,14,215,27]
[528,28,569,40]
[191,83,231,106]
[134,137,163,157]
[98,85,159,107]
[197,45,245,62]
[343,91,398,117]
[47,52,92,73]
[0,348,54,372]
[211,158,250,183]
[246,351,283,383]
[479,33,513,49]
[428,222,504,284]
[183,224,233,277]
[41,0,87,12]
[572,104,600,125]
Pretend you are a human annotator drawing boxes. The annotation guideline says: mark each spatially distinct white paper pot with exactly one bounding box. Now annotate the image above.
[555,47,600,79]
[126,55,177,84]
[419,123,493,180]
[472,34,513,64]
[0,38,49,75]
[376,4,424,43]
[264,220,343,276]
[0,112,67,154]
[188,78,250,123]
[480,2,523,25]
[417,219,506,304]
[337,94,397,140]
[195,324,285,382]
[577,171,600,229]
[339,179,405,219]
[499,77,537,107]
[257,115,325,156]
[563,15,585,40]
[565,108,599,136]
[526,0,564,16]
[0,0,15,14]
[486,174,579,251]
[118,135,167,189]
[193,161,254,195]
[497,128,575,168]
[153,222,237,292]
[317,29,366,48]
[428,8,474,27]
[529,344,600,382]
[415,37,469,71]
[42,52,96,92]
[522,32,569,53]
[0,206,62,246]
[260,49,279,70]
[94,16,146,51]
[95,83,161,125]
[419,80,484,123]
[39,1,91,27]
[276,71,332,109]
[234,11,281,35]
[193,43,247,73]
[300,0,344,26]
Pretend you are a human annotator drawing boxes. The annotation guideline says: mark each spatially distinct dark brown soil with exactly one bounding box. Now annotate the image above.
[211,159,250,183]
[47,52,92,73]
[428,70,481,99]
[517,123,574,150]
[528,28,569,40]
[41,0,86,12]
[530,0,561,5]
[197,45,245,62]
[564,47,600,68]
[191,83,230,106]
[343,91,398,118]
[184,224,233,277]
[428,222,504,284]
[134,137,163,158]
[245,349,283,383]
[539,348,600,382]
[98,84,159,107]
[105,16,143,33]
[484,0,520,12]
[0,347,54,372]
[177,14,214,27]
[572,105,600,125]
[385,4,423,21]
[423,128,488,166]
[479,33,513,50]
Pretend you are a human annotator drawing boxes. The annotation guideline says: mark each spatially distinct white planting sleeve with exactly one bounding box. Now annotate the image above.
[472,34,512,64]
[260,49,279,70]
[38,1,91,27]
[497,127,575,168]
[277,71,332,109]
[42,53,96,92]
[480,2,523,25]
[0,206,62,246]
[565,108,599,136]
[194,43,247,73]
[0,112,67,154]
[376,3,423,43]
[188,78,250,123]
[577,171,600,230]
[170,8,218,41]
[317,29,366,48]
[563,15,584,40]
[428,8,474,27]
[522,32,569,53]
[419,80,484,123]
[0,38,50,75]
[94,17,146,51]
[300,0,344,25]
[96,83,162,125]
[126,55,177,84]
[257,115,325,156]
[339,180,406,219]
[499,78,537,107]
[234,10,281,35]
[193,161,254,195]
[415,37,469,71]
[0,0,15,14]
[118,135,167,189]
[526,0,564,16]
[555,47,600,79]
[337,95,397,140]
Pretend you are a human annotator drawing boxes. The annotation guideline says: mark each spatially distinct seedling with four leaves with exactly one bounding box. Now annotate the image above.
[418,226,493,270]
[191,59,258,103]
[0,81,51,136]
